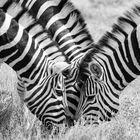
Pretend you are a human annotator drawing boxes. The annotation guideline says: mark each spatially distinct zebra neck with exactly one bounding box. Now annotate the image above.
[99,25,140,91]
[0,9,48,80]
[18,0,93,62]
[0,0,68,62]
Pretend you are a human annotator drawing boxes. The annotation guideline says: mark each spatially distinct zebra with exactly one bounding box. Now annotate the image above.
[72,3,140,123]
[0,0,94,124]
[0,6,73,128]
[14,0,94,119]
[0,0,72,128]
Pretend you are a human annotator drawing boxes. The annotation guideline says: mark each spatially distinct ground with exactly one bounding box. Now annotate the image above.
[0,0,140,139]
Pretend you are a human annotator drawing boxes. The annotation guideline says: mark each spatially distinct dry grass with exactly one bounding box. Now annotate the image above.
[0,0,140,139]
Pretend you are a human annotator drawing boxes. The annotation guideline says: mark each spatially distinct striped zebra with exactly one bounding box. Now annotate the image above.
[0,5,73,127]
[14,0,94,119]
[73,3,140,123]
[0,0,71,63]
[0,0,72,128]
[0,0,94,126]
[17,0,93,61]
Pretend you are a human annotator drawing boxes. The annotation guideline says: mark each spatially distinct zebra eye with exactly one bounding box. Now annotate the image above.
[90,63,102,79]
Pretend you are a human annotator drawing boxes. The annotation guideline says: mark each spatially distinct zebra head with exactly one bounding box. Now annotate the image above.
[74,3,140,124]
[22,64,74,129]
[75,45,119,124]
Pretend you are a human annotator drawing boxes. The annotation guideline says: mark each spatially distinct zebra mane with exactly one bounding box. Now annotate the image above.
[78,2,140,77]
[63,1,94,52]
[97,2,140,52]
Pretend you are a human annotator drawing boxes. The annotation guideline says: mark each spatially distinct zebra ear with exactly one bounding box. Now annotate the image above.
[90,63,102,79]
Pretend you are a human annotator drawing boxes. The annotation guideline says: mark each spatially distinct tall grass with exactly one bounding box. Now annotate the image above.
[0,0,140,139]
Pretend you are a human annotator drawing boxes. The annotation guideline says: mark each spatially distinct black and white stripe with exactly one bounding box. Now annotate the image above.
[0,0,95,124]
[15,0,94,119]
[0,0,69,62]
[75,3,140,123]
[0,6,71,126]
[16,0,93,62]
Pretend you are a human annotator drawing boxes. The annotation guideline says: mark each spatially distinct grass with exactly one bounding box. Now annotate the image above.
[0,0,140,139]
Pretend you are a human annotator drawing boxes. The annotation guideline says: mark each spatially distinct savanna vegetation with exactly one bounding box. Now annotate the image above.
[0,0,140,139]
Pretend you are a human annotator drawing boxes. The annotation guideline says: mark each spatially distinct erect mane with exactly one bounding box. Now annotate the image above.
[97,2,140,51]
[78,2,140,80]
